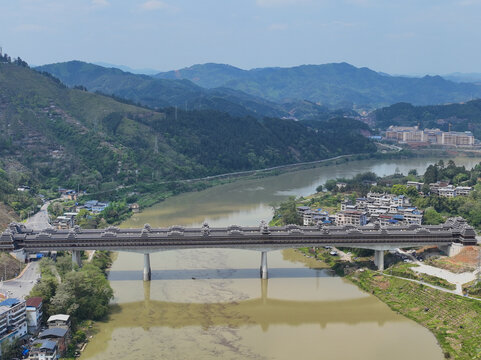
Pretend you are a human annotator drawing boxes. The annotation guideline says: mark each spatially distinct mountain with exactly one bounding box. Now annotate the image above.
[372,99,481,138]
[155,62,481,109]
[0,62,376,197]
[442,72,481,84]
[93,62,160,75]
[35,61,296,119]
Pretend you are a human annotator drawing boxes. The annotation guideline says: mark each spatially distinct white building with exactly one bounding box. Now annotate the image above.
[0,298,28,353]
[26,297,43,335]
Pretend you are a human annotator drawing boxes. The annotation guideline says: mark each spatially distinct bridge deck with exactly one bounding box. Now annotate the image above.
[0,217,476,252]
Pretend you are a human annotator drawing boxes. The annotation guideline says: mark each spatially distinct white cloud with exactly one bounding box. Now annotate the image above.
[140,0,170,11]
[268,23,288,31]
[256,0,311,7]
[91,0,110,7]
[14,24,44,32]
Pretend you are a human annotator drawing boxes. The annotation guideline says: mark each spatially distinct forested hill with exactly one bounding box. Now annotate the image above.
[0,62,376,197]
[373,100,481,138]
[155,62,481,109]
[35,61,331,120]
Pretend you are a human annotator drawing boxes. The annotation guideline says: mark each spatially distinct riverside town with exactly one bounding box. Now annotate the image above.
[2,2,481,359]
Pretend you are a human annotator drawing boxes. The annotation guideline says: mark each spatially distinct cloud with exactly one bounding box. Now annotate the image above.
[14,24,45,32]
[256,0,311,7]
[140,0,171,11]
[458,0,481,5]
[385,32,416,40]
[268,23,288,31]
[91,0,110,7]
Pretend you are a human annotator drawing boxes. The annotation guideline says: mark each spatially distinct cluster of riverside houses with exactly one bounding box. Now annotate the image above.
[298,192,424,227]
[0,296,71,359]
[298,180,474,228]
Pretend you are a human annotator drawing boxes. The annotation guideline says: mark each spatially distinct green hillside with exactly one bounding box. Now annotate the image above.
[35,61,290,119]
[373,100,481,138]
[0,62,376,213]
[36,61,350,120]
[155,62,481,109]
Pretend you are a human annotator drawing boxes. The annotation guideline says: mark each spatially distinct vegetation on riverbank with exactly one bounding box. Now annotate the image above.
[28,251,113,357]
[386,262,456,290]
[349,270,481,360]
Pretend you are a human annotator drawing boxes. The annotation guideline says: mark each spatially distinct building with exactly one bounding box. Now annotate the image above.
[47,314,70,330]
[26,297,43,335]
[430,182,473,197]
[335,210,367,226]
[38,327,69,355]
[385,126,475,147]
[82,200,109,213]
[406,181,424,191]
[28,340,58,360]
[0,298,28,353]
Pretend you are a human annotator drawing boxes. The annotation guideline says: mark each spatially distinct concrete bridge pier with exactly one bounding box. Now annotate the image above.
[72,250,82,268]
[143,253,151,281]
[374,250,384,271]
[260,251,268,279]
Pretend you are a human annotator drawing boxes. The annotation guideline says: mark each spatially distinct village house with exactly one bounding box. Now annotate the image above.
[28,340,58,360]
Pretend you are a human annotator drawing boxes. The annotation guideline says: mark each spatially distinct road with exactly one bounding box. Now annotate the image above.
[0,262,40,299]
[398,249,479,295]
[1,201,51,299]
[26,201,52,231]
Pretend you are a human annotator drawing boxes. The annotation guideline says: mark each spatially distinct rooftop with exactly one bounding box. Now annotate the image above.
[39,327,68,338]
[0,298,21,307]
[47,314,70,322]
[26,297,43,308]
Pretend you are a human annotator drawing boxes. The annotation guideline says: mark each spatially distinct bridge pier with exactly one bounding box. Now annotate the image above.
[143,253,151,281]
[374,250,384,271]
[260,251,268,279]
[72,250,82,268]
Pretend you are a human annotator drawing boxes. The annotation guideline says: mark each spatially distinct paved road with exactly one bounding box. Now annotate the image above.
[26,201,52,231]
[398,249,479,295]
[1,262,40,299]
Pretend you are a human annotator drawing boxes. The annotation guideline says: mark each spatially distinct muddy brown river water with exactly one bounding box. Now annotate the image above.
[81,157,480,360]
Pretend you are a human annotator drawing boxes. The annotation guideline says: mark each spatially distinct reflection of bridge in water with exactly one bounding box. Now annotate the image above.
[1,217,476,280]
[118,280,403,332]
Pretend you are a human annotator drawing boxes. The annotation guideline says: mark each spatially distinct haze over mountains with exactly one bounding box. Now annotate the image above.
[0,62,374,195]
[37,61,481,112]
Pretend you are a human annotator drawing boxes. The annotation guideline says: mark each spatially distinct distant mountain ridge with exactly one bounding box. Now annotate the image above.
[1,63,375,194]
[155,62,481,109]
[35,61,331,120]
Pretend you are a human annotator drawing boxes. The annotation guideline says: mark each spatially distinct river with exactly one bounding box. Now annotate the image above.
[81,157,480,360]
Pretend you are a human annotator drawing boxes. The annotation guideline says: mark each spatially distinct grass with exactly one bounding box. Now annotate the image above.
[349,270,481,360]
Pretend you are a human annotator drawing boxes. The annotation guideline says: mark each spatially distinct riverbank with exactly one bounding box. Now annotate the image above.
[88,148,471,228]
[349,270,481,360]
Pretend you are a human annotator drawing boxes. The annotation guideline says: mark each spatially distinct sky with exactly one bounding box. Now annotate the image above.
[1,0,481,75]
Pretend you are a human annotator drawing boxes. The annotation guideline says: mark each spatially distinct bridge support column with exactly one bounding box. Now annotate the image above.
[143,253,151,281]
[72,250,82,268]
[374,250,384,271]
[260,251,268,279]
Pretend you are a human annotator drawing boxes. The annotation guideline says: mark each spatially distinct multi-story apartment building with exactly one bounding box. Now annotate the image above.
[336,210,367,226]
[26,297,43,335]
[0,298,28,353]
[429,182,473,197]
[385,126,475,146]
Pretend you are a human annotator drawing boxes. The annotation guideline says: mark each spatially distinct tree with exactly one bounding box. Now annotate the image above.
[50,264,113,321]
[391,184,407,195]
[423,165,438,184]
[423,207,444,225]
[324,179,337,192]
[273,197,302,225]
[315,184,323,193]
